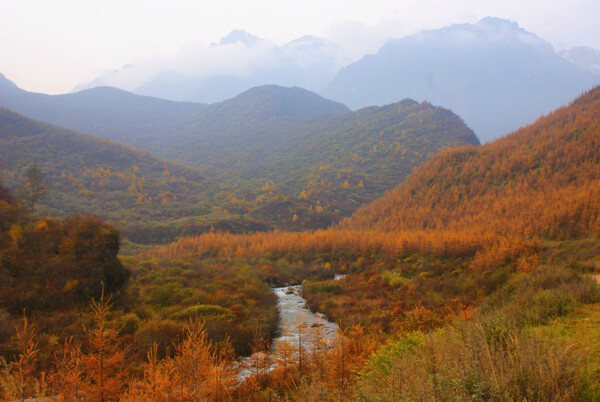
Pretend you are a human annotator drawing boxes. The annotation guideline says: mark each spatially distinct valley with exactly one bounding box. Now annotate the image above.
[0,11,599,400]
[1,84,599,399]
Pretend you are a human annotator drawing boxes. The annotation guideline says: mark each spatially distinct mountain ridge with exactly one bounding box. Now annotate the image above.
[322,17,599,142]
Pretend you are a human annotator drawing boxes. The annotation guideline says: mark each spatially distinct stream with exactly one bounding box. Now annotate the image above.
[237,274,344,379]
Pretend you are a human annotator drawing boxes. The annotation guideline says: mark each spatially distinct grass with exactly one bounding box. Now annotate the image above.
[531,303,600,400]
[352,238,600,401]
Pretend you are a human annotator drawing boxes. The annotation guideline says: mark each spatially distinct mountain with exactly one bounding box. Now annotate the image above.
[155,85,351,167]
[0,77,478,231]
[560,46,600,75]
[54,85,476,229]
[80,30,342,103]
[217,29,261,47]
[0,75,348,150]
[0,76,478,231]
[322,17,600,142]
[121,90,477,230]
[342,85,600,238]
[240,99,479,225]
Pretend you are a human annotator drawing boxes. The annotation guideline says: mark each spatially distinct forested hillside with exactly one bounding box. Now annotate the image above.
[342,85,600,238]
[163,84,600,288]
[0,78,479,233]
[233,98,479,228]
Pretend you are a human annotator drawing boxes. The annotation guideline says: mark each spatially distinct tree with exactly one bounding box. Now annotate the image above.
[121,342,174,401]
[0,314,45,400]
[0,161,19,230]
[18,163,48,215]
[83,291,127,401]
[50,338,84,400]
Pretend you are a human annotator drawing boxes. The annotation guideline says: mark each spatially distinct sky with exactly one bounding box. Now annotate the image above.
[1,0,599,94]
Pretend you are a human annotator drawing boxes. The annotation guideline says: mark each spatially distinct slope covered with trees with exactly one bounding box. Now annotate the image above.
[0,108,241,244]
[238,99,478,211]
[192,98,478,230]
[342,85,600,239]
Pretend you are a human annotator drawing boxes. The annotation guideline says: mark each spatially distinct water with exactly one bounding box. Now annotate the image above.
[272,285,339,348]
[237,275,344,379]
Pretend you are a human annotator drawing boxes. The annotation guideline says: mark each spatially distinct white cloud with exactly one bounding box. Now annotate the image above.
[171,38,278,77]
[0,0,598,93]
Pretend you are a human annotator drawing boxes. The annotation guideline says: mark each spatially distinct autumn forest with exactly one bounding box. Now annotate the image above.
[0,60,600,400]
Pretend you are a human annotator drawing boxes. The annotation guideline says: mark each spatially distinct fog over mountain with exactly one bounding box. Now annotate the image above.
[559,46,600,75]
[76,30,342,104]
[323,17,600,142]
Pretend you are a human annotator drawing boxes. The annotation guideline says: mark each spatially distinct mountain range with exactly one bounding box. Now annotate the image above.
[0,75,350,162]
[0,80,477,239]
[72,17,600,142]
[323,17,600,142]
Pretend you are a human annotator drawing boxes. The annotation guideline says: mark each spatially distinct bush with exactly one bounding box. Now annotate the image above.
[168,305,235,321]
[118,313,142,336]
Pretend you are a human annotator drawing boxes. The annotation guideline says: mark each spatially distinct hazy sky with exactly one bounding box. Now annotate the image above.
[1,0,599,94]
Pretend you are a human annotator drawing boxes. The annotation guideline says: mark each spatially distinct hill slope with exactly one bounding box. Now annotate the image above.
[323,17,599,142]
[186,98,478,230]
[0,108,253,244]
[342,85,600,239]
[158,85,350,168]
